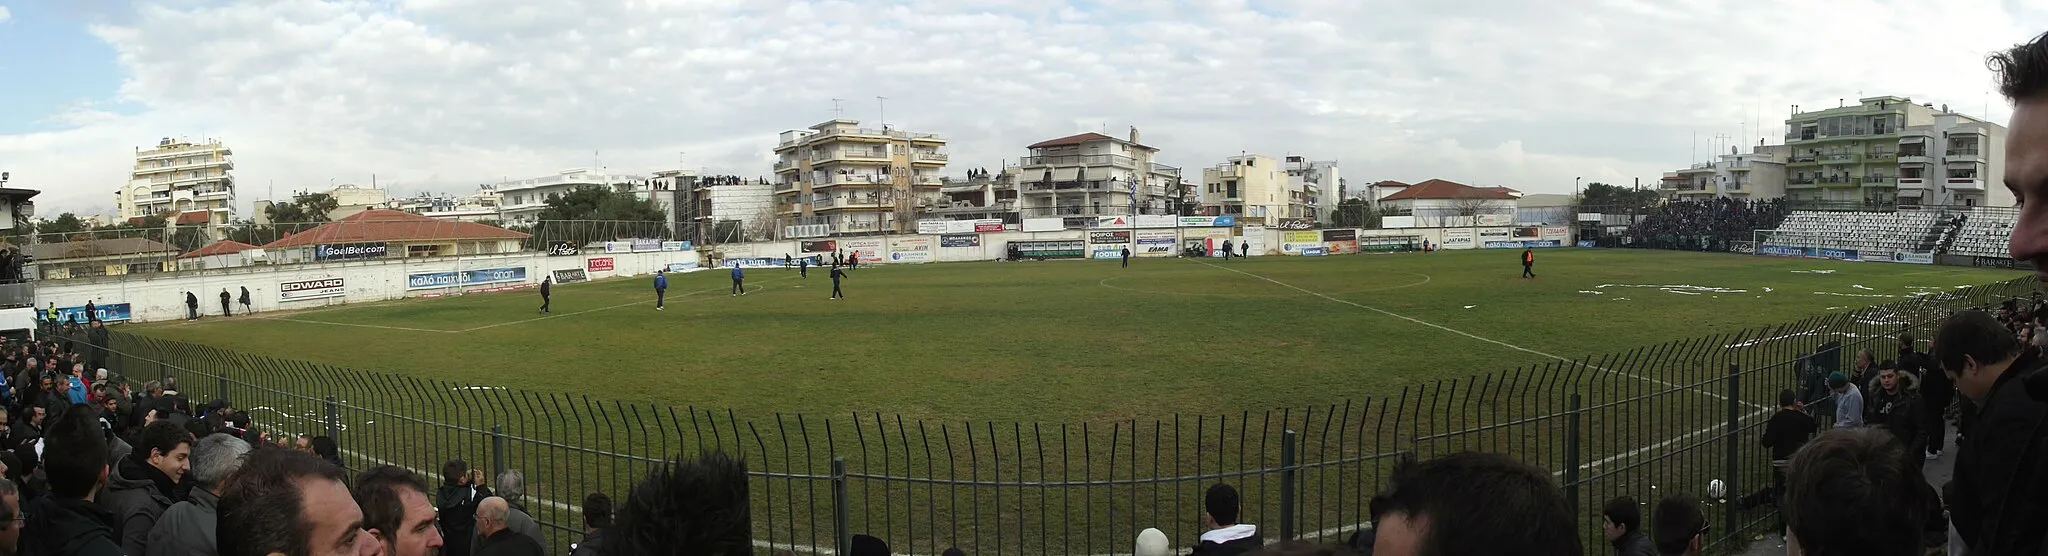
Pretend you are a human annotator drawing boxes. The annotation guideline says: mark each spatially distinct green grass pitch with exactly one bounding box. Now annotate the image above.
[129,249,2025,422]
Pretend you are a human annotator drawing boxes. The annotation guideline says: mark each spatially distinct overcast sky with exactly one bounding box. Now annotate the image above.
[3,0,2047,219]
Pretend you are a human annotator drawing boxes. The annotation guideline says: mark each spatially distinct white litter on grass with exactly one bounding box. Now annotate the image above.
[1578,290,1605,295]
[453,386,505,391]
[1667,290,1702,295]
[1764,287,1775,293]
[1814,291,1896,298]
[1852,284,1873,291]
[1462,305,1476,309]
[1613,297,1630,301]
[1826,306,1850,311]
[1588,284,1748,295]
[1791,269,1837,274]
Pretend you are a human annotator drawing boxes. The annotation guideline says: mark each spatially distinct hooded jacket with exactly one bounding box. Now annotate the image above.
[1949,351,2048,555]
[143,486,219,556]
[1189,523,1260,556]
[97,456,179,556]
[19,496,122,556]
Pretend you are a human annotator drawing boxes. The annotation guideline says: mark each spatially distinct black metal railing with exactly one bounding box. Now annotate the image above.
[65,277,2033,554]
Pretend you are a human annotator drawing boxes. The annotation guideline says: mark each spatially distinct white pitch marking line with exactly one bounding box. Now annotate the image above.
[259,317,458,333]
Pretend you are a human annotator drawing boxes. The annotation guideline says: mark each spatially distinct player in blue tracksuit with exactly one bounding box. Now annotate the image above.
[731,264,746,296]
[653,271,668,310]
[830,267,848,299]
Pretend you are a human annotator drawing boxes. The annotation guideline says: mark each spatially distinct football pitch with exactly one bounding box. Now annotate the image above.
[131,249,2025,422]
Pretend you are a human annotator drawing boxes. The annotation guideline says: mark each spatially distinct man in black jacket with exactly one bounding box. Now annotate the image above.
[182,292,197,321]
[434,461,488,556]
[570,493,610,556]
[98,420,190,556]
[474,497,543,556]
[1865,364,1925,456]
[1600,496,1656,556]
[1932,309,2048,555]
[1742,390,1816,513]
[1190,483,1258,555]
[1908,331,1956,459]
[19,405,122,556]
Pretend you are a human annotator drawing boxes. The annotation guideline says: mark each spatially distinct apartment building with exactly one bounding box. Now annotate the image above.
[1201,154,1286,224]
[1658,144,1791,201]
[925,168,1019,222]
[387,188,502,222]
[116,138,236,232]
[1013,128,1184,228]
[493,168,648,225]
[653,170,776,243]
[773,119,949,237]
[1282,157,1341,224]
[1897,113,2010,207]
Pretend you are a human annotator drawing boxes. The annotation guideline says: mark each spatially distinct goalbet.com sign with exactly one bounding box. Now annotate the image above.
[279,278,346,302]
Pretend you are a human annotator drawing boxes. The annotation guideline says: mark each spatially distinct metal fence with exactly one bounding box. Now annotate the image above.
[61,276,2033,555]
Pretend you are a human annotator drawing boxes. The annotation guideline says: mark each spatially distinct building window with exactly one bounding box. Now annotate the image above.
[127,262,162,275]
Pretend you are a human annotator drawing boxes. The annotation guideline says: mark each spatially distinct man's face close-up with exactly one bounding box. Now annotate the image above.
[2007,100,2048,287]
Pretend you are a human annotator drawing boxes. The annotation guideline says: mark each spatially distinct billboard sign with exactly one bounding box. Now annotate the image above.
[1094,216,1134,229]
[1891,251,1935,265]
[51,303,132,324]
[552,268,588,284]
[313,242,387,262]
[1540,226,1570,241]
[1321,229,1357,242]
[281,278,347,301]
[973,219,1005,233]
[940,234,980,248]
[630,239,662,252]
[1135,230,1177,255]
[661,241,692,252]
[407,272,459,290]
[604,241,633,254]
[843,238,883,262]
[1135,215,1178,228]
[801,240,838,253]
[1443,229,1475,249]
[546,241,580,256]
[461,267,526,286]
[1092,249,1124,260]
[1300,247,1329,256]
[916,220,948,234]
[1089,230,1132,244]
[1283,231,1320,244]
[887,237,933,263]
[1179,216,1237,228]
[587,257,616,272]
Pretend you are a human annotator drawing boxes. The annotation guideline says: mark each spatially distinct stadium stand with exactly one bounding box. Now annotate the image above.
[1764,210,1949,256]
[1948,209,2018,258]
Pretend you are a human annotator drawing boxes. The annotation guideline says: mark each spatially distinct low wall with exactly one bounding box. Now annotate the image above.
[37,250,699,323]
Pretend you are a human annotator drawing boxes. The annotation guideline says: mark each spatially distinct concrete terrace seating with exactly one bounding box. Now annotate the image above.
[1765,210,1946,256]
[1948,210,2016,258]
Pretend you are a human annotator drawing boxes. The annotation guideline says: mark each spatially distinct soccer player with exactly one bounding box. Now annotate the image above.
[1120,246,1130,268]
[830,266,848,300]
[538,277,551,314]
[730,264,746,296]
[653,271,668,311]
[799,257,809,279]
[1521,248,1536,278]
[849,251,860,270]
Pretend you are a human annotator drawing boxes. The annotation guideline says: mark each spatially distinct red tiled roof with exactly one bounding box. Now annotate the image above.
[1027,132,1123,149]
[178,240,258,259]
[1379,179,1520,202]
[260,210,530,249]
[1370,180,1410,188]
[174,211,210,225]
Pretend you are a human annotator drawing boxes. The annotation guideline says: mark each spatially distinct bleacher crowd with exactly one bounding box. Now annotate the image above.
[1623,199,1791,252]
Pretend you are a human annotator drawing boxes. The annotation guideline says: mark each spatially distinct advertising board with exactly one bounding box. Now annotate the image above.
[940,234,980,248]
[587,257,616,272]
[1089,231,1133,244]
[552,268,588,284]
[314,243,387,262]
[886,237,934,263]
[843,238,884,262]
[282,278,348,300]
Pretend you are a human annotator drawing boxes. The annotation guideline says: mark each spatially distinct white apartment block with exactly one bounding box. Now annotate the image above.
[1776,96,2009,207]
[494,168,649,225]
[1283,156,1340,224]
[1203,153,1326,226]
[1659,144,1791,201]
[653,170,776,242]
[1013,128,1183,227]
[926,169,1019,222]
[116,138,235,231]
[773,119,949,237]
[387,188,502,222]
[1897,113,2011,207]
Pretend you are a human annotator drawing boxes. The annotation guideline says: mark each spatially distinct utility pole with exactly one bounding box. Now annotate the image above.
[877,96,888,129]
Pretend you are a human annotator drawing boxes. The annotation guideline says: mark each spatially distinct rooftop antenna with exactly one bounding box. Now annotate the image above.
[876,96,888,129]
[831,98,844,117]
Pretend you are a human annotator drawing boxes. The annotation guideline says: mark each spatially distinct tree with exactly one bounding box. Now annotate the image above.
[1330,198,1380,228]
[1577,182,1658,211]
[35,213,89,238]
[529,186,671,248]
[1449,196,1505,216]
[265,192,340,224]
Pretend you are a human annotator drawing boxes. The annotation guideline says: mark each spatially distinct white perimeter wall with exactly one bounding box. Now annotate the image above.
[38,250,699,324]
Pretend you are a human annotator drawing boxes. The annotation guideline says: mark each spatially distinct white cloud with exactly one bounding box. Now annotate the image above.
[0,6,11,24]
[6,0,2048,217]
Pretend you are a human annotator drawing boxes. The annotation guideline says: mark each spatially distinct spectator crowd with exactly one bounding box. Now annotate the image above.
[1621,198,1790,252]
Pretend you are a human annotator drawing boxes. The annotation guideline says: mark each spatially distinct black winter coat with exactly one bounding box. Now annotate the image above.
[98,457,179,556]
[437,484,490,556]
[19,497,123,556]
[1949,352,2048,555]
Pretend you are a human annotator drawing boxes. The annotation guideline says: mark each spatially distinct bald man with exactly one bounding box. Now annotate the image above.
[473,497,544,556]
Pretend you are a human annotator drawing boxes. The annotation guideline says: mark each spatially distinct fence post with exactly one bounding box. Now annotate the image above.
[1563,394,1583,518]
[832,457,851,555]
[490,425,507,478]
[1723,364,1741,542]
[324,396,341,446]
[218,375,229,402]
[1280,429,1298,542]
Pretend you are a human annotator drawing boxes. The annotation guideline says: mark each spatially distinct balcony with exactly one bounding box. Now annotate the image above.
[1820,153,1860,163]
[1899,153,1932,165]
[776,181,799,192]
[1019,154,1138,168]
[815,173,892,187]
[1788,155,1819,166]
[1897,178,1928,190]
[912,152,949,163]
[1947,150,1986,164]
[1788,178,1818,188]
[1817,176,1860,188]
[827,149,890,162]
[1867,152,1897,162]
[1863,176,1896,187]
[1948,178,1986,191]
[774,160,796,171]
